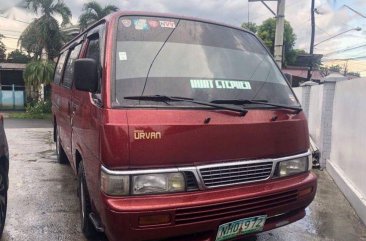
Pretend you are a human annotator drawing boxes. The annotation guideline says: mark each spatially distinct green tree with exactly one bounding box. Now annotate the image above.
[347,71,360,77]
[256,18,296,66]
[7,49,31,63]
[329,64,342,73]
[0,34,6,61]
[241,22,257,33]
[19,0,72,60]
[23,60,55,101]
[79,1,119,30]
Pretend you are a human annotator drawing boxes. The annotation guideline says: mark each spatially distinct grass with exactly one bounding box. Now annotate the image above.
[9,112,52,120]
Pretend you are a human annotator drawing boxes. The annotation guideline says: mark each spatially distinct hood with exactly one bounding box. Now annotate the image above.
[101,109,309,169]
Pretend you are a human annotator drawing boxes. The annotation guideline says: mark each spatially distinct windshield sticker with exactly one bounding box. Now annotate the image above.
[118,52,127,61]
[159,20,176,28]
[190,79,252,90]
[148,20,159,28]
[122,19,132,28]
[133,19,149,30]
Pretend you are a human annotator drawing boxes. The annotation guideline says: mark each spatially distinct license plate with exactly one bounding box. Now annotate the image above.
[215,215,267,241]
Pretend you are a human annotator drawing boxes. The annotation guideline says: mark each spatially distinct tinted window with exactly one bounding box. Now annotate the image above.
[86,38,100,64]
[114,17,298,108]
[63,44,82,88]
[54,51,68,84]
[86,37,101,92]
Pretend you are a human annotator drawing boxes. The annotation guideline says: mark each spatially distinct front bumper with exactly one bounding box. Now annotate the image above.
[100,172,317,241]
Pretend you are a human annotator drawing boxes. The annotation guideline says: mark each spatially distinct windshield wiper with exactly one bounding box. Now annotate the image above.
[210,99,302,113]
[124,95,248,116]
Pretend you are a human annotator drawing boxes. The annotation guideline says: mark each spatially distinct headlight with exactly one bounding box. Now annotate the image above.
[132,173,185,195]
[101,171,129,196]
[101,168,185,196]
[276,156,309,177]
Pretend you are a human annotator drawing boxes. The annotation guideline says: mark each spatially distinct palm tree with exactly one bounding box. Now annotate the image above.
[23,60,55,101]
[19,0,72,60]
[79,1,119,30]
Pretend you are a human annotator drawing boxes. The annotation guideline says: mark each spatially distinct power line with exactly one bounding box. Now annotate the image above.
[2,35,19,40]
[323,43,366,56]
[249,0,307,22]
[323,55,366,61]
[0,15,31,24]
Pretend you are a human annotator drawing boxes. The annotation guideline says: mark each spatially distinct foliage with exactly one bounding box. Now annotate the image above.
[241,22,257,33]
[328,64,342,73]
[320,66,330,77]
[23,60,55,101]
[79,1,119,30]
[256,18,296,66]
[19,0,72,60]
[7,49,32,63]
[26,100,52,114]
[0,34,6,61]
[9,100,52,119]
[347,71,360,77]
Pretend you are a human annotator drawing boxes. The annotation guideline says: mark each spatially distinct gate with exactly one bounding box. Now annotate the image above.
[0,84,26,110]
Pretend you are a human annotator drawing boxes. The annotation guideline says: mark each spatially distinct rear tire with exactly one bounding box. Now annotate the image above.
[0,165,8,238]
[78,161,97,238]
[55,126,68,164]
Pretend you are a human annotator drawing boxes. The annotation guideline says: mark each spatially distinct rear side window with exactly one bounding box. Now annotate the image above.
[86,37,101,92]
[86,38,100,65]
[54,51,68,84]
[63,44,82,88]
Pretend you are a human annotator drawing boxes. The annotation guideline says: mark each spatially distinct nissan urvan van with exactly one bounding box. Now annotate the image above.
[52,11,317,241]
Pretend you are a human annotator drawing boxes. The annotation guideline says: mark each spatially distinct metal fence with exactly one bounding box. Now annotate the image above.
[0,84,26,110]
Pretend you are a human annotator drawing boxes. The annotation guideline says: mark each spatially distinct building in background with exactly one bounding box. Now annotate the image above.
[0,62,26,110]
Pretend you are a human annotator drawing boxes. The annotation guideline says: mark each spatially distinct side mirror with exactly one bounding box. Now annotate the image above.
[74,58,98,92]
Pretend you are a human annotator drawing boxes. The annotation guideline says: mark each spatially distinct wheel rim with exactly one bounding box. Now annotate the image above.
[0,174,6,228]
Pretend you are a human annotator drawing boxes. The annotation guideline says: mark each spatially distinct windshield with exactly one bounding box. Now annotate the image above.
[113,16,299,108]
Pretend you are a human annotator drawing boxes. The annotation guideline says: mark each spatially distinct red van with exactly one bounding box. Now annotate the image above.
[52,11,317,241]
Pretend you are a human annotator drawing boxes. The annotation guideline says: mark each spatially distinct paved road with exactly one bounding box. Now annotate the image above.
[2,118,366,241]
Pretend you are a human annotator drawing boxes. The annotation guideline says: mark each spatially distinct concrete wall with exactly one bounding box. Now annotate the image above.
[307,85,323,145]
[327,79,366,224]
[293,77,366,225]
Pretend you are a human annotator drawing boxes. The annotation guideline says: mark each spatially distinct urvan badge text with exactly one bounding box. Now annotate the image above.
[134,130,161,140]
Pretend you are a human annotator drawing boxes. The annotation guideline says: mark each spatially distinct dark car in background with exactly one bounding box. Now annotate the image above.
[0,115,8,237]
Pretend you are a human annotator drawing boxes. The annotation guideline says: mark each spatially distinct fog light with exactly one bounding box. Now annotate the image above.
[138,214,171,226]
[298,187,313,197]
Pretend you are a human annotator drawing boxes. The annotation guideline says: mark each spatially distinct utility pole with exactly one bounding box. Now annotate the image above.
[249,0,286,68]
[307,0,316,81]
[274,0,286,69]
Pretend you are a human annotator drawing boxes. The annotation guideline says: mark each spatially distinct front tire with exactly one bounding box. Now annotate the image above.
[55,126,68,164]
[78,162,97,238]
[0,165,8,237]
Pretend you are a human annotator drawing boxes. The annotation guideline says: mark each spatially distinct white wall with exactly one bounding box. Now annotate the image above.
[308,85,323,145]
[295,78,366,225]
[293,87,302,103]
[328,79,366,215]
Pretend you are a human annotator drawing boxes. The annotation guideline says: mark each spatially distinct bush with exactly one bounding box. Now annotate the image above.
[26,100,52,114]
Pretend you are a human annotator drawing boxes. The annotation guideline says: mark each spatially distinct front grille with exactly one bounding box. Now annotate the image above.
[199,161,273,188]
[175,190,298,224]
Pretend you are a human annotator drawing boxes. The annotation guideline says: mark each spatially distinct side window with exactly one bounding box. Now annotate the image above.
[62,44,82,88]
[54,51,68,84]
[85,37,101,93]
[86,38,100,65]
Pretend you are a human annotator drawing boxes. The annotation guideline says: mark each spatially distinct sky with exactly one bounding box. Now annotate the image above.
[1,0,366,75]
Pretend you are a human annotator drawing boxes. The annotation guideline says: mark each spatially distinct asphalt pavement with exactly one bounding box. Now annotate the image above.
[2,118,366,241]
